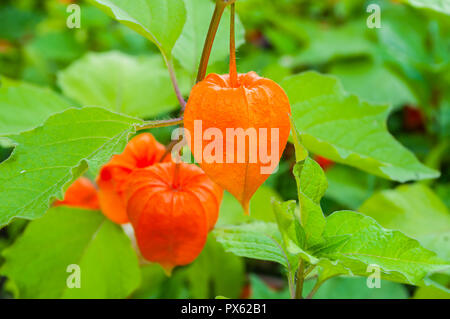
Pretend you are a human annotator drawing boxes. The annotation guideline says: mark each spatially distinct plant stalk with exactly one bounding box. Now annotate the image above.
[136,117,183,131]
[229,2,238,87]
[294,260,305,299]
[195,0,229,83]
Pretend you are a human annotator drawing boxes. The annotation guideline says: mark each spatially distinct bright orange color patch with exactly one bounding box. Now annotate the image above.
[125,162,223,273]
[184,72,291,213]
[314,155,334,171]
[54,177,99,210]
[97,133,170,224]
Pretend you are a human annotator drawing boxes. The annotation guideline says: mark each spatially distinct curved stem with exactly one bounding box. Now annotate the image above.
[163,55,186,110]
[294,260,305,299]
[306,279,325,299]
[229,3,238,87]
[196,0,228,83]
[136,117,183,131]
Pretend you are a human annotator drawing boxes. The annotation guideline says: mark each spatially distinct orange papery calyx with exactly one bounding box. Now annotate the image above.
[97,133,171,224]
[125,162,223,274]
[184,3,291,214]
[183,72,291,214]
[54,177,99,210]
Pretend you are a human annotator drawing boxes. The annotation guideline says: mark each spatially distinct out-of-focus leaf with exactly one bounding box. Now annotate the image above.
[0,207,140,298]
[359,184,450,260]
[173,0,245,78]
[26,32,84,63]
[131,264,167,299]
[249,274,290,299]
[217,186,281,226]
[325,165,377,210]
[303,276,409,299]
[0,83,73,135]
[0,6,41,41]
[399,0,450,16]
[282,71,439,182]
[58,52,180,118]
[0,107,142,227]
[186,235,245,299]
[89,0,186,57]
[330,60,418,109]
[293,20,374,66]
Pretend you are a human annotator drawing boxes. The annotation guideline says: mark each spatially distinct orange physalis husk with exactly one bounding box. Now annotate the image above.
[125,162,223,274]
[97,133,170,224]
[183,72,291,214]
[54,177,99,210]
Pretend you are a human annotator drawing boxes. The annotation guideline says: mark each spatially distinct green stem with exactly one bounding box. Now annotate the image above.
[136,117,183,131]
[195,0,229,83]
[294,260,305,299]
[163,55,186,110]
[306,279,325,299]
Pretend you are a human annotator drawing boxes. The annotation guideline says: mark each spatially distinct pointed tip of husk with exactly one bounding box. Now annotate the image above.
[241,200,250,215]
[161,264,174,277]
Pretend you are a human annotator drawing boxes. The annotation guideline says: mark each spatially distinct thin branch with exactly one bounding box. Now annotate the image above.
[136,117,183,131]
[306,279,324,299]
[162,55,186,110]
[196,0,228,83]
[294,260,305,299]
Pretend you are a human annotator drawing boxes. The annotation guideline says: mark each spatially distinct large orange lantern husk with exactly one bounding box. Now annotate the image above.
[54,177,99,210]
[97,133,170,224]
[183,72,291,214]
[125,162,223,273]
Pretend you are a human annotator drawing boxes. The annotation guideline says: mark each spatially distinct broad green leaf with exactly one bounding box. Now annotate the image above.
[89,0,186,56]
[0,207,140,298]
[213,222,290,268]
[173,0,245,77]
[293,158,327,246]
[330,60,418,109]
[186,235,245,299]
[317,211,448,286]
[399,0,450,16]
[58,52,180,118]
[131,264,167,299]
[359,184,450,260]
[414,285,450,299]
[303,276,409,299]
[0,107,142,227]
[0,83,73,135]
[282,71,439,182]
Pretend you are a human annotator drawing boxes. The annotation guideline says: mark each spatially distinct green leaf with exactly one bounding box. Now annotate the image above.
[317,211,448,286]
[273,200,306,254]
[0,83,73,135]
[293,20,375,66]
[282,71,439,182]
[330,60,418,109]
[399,0,450,16]
[186,235,245,299]
[0,207,140,298]
[0,107,142,227]
[249,274,291,299]
[213,222,290,268]
[173,0,245,77]
[89,0,186,57]
[303,276,409,299]
[359,184,450,260]
[293,158,327,246]
[58,52,181,118]
[131,264,167,299]
[217,186,281,226]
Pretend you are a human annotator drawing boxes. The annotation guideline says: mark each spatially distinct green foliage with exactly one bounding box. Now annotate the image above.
[173,0,245,78]
[0,207,141,298]
[399,0,450,15]
[283,71,439,182]
[89,0,186,57]
[359,184,450,260]
[58,52,182,118]
[0,82,73,135]
[0,107,141,227]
